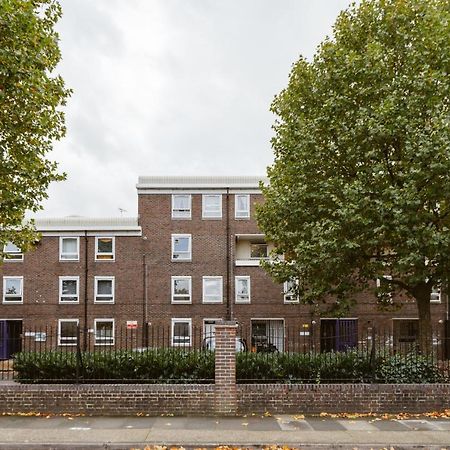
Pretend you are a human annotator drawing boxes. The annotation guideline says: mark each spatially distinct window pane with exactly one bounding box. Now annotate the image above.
[250,243,268,258]
[204,278,221,301]
[97,238,112,253]
[62,238,77,253]
[61,321,77,337]
[62,280,77,295]
[6,278,22,295]
[174,322,189,337]
[97,280,112,295]
[174,195,189,210]
[174,279,190,295]
[4,242,21,253]
[174,237,189,252]
[237,279,248,295]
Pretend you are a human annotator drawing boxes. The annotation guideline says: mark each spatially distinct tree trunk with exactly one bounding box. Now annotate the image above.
[413,283,432,354]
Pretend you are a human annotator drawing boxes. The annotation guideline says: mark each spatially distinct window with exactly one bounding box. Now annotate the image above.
[94,277,115,303]
[94,319,115,345]
[58,319,79,346]
[202,194,222,219]
[3,277,23,303]
[430,285,441,303]
[393,319,418,343]
[284,280,299,303]
[171,276,192,303]
[202,276,223,303]
[250,243,268,258]
[60,237,79,261]
[235,276,250,303]
[59,277,79,303]
[235,194,250,219]
[3,242,23,261]
[95,237,115,260]
[172,194,191,219]
[376,275,393,301]
[171,318,192,346]
[171,234,192,261]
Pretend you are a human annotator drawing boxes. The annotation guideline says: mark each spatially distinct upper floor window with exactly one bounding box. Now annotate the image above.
[235,276,250,303]
[95,276,115,303]
[172,234,192,261]
[376,275,393,301]
[60,237,79,261]
[3,242,23,261]
[202,194,222,219]
[202,276,223,303]
[95,237,115,261]
[171,276,192,303]
[3,276,23,303]
[250,243,268,259]
[284,280,299,303]
[172,194,192,219]
[235,194,250,219]
[430,285,441,303]
[59,276,79,303]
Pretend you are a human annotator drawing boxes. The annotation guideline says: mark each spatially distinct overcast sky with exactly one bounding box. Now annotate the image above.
[36,0,354,218]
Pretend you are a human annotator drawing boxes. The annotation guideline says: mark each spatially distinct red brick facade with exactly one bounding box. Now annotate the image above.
[0,176,447,352]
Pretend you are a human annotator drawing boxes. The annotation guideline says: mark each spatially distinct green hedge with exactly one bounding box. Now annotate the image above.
[13,349,447,384]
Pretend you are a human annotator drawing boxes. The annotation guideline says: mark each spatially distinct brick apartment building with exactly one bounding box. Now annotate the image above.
[0,176,448,357]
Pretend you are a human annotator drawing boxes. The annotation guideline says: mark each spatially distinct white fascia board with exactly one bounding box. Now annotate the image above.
[136,188,263,195]
[39,229,142,237]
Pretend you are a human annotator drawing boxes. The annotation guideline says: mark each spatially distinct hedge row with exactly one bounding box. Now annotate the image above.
[13,349,447,383]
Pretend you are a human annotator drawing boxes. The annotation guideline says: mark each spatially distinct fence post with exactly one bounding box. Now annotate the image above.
[214,321,238,416]
[76,325,82,384]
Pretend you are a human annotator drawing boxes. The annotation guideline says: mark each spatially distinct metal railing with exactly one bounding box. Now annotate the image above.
[0,325,448,383]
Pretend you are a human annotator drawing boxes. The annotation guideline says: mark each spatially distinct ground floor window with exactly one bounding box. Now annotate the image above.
[393,318,419,345]
[320,318,358,352]
[251,319,284,352]
[94,319,114,346]
[58,319,79,346]
[171,318,191,347]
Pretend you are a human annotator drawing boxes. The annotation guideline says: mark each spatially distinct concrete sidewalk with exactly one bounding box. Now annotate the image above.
[0,414,448,449]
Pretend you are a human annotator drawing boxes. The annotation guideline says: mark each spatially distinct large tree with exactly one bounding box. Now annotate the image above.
[0,0,70,255]
[257,0,450,348]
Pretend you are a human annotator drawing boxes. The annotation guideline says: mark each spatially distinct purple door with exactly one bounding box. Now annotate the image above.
[0,321,8,360]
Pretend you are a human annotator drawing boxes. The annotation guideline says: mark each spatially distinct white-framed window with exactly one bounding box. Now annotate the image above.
[59,276,80,303]
[235,194,250,219]
[94,276,115,303]
[59,237,79,261]
[171,276,192,303]
[250,243,268,259]
[284,279,299,303]
[235,276,251,303]
[3,242,23,261]
[94,319,115,345]
[171,318,192,347]
[58,319,79,346]
[2,276,23,303]
[171,234,192,261]
[172,194,192,219]
[430,285,441,303]
[95,237,115,261]
[202,194,222,219]
[202,276,223,303]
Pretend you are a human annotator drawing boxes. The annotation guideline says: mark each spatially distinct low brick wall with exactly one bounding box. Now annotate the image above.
[0,383,215,416]
[238,383,450,414]
[0,383,449,415]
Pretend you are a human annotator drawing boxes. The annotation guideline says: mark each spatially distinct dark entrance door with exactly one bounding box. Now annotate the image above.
[0,320,22,360]
[320,319,358,352]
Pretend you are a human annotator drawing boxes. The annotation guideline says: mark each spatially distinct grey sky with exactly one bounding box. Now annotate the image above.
[37,0,354,218]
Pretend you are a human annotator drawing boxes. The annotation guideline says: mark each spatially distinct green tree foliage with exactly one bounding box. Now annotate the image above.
[257,0,450,348]
[0,0,70,255]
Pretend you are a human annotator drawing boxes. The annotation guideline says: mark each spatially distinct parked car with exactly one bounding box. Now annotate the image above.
[202,336,248,352]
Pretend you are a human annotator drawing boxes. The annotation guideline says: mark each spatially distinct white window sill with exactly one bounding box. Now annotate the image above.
[235,259,268,267]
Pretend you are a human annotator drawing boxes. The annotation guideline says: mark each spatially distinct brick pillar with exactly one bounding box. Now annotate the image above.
[214,321,238,416]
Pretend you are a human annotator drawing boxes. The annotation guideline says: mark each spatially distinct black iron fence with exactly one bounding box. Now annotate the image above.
[0,324,449,383]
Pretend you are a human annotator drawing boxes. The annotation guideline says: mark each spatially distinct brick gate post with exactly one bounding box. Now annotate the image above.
[214,321,238,416]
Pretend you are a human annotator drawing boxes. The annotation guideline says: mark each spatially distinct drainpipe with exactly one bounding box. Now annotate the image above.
[142,253,148,347]
[83,231,88,351]
[226,188,233,321]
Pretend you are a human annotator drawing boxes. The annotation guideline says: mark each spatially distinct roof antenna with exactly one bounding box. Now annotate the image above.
[118,208,127,216]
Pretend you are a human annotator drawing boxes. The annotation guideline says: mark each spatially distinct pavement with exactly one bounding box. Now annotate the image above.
[0,414,449,450]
